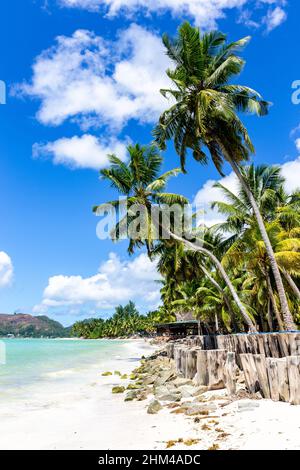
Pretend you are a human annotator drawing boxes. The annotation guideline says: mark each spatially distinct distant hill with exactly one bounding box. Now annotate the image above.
[0,313,70,338]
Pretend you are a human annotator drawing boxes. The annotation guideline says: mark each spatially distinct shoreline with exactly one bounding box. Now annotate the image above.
[0,338,300,450]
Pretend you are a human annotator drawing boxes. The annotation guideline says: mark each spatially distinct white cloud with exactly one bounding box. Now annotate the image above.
[33,252,161,315]
[295,138,300,153]
[194,153,300,227]
[59,0,287,30]
[280,157,300,193]
[263,6,287,32]
[16,25,171,131]
[0,252,14,288]
[32,134,128,170]
[194,173,239,227]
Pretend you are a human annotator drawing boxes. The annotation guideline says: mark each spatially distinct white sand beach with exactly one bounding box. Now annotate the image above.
[0,339,300,450]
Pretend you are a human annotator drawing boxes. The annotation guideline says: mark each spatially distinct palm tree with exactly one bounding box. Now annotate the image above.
[93,143,187,254]
[153,228,257,331]
[212,164,300,327]
[95,143,257,331]
[154,21,296,330]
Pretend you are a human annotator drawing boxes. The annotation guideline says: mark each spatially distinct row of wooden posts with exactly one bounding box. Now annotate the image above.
[165,332,300,405]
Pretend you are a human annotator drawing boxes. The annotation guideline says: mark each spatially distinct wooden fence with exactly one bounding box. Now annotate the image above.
[166,332,300,405]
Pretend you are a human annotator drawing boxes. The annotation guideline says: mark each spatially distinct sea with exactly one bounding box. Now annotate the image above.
[0,338,132,401]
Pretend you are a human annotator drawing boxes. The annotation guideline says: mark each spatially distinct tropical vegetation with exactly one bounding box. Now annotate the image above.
[71,301,174,338]
[85,21,300,338]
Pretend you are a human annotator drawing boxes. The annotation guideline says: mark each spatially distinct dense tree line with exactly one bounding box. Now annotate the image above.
[71,302,175,339]
[89,22,299,335]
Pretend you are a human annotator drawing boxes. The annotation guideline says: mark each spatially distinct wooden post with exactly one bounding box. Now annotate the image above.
[239,353,259,393]
[277,358,290,402]
[224,352,237,396]
[277,333,289,358]
[288,333,300,356]
[196,350,209,386]
[206,349,227,390]
[186,347,199,379]
[287,356,300,405]
[266,357,280,401]
[253,354,270,399]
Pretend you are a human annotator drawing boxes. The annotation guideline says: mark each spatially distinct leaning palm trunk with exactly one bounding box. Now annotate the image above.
[199,263,236,324]
[224,152,296,331]
[282,269,300,301]
[266,273,285,331]
[168,232,257,332]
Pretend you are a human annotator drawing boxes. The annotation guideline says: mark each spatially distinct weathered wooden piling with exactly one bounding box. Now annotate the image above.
[168,332,300,405]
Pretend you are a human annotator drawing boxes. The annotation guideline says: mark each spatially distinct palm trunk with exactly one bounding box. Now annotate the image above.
[199,263,236,324]
[282,269,300,301]
[267,298,273,332]
[224,154,296,331]
[169,232,257,332]
[215,312,219,334]
[266,274,284,331]
[197,319,202,336]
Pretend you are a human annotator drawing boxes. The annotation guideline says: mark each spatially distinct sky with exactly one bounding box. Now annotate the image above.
[0,0,300,326]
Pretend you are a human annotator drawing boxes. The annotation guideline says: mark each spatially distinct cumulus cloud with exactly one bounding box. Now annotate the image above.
[194,152,300,227]
[263,6,287,32]
[194,173,240,227]
[0,252,14,287]
[59,0,287,30]
[16,25,171,131]
[32,135,128,170]
[33,252,161,316]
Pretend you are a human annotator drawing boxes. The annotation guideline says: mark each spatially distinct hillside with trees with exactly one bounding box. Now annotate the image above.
[0,314,69,338]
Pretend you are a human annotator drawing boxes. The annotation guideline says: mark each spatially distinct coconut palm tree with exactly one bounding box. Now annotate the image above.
[94,143,257,331]
[93,143,187,254]
[153,21,296,330]
[153,228,256,330]
[212,164,300,327]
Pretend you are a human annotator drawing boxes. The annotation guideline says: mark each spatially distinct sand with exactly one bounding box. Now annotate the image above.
[0,339,299,450]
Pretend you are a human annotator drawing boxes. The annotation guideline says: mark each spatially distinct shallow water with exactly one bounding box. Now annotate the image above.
[0,338,128,400]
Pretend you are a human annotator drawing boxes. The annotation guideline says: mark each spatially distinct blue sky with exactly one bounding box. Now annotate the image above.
[0,0,299,326]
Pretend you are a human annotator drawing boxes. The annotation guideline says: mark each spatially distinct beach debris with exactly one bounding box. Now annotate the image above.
[165,438,199,449]
[207,443,220,450]
[166,439,179,449]
[147,399,162,414]
[194,415,218,422]
[101,371,112,376]
[217,432,230,440]
[201,424,211,431]
[186,408,209,417]
[184,438,200,446]
[112,386,125,394]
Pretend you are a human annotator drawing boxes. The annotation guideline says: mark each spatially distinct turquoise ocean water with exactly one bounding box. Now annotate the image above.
[0,338,127,397]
